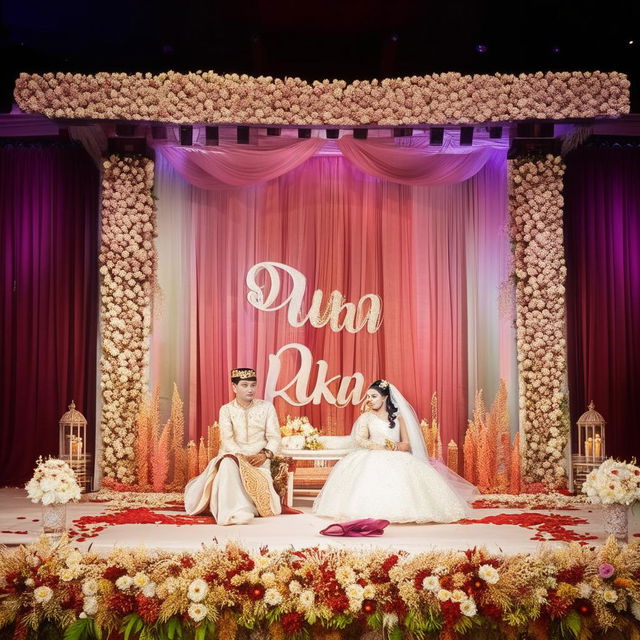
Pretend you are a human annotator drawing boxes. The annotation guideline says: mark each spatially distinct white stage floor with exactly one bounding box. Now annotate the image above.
[1,488,637,555]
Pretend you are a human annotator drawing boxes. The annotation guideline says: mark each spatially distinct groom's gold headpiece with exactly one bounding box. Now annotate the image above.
[231,368,257,381]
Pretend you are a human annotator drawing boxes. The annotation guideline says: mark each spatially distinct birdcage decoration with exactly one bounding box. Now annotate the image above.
[572,401,606,493]
[59,401,91,492]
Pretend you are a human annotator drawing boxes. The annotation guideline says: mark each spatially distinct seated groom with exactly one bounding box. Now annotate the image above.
[184,368,282,525]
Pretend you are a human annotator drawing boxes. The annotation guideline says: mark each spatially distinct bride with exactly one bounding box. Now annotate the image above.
[313,380,477,523]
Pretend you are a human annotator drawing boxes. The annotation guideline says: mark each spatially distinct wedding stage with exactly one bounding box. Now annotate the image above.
[0,488,634,554]
[3,66,640,639]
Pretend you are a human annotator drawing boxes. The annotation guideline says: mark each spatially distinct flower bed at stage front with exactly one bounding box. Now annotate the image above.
[2,536,640,639]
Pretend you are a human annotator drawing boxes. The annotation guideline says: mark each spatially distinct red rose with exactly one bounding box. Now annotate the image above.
[108,593,135,615]
[480,603,503,621]
[103,566,127,581]
[575,599,593,616]
[136,595,160,624]
[281,612,304,634]
[362,599,376,614]
[248,584,264,601]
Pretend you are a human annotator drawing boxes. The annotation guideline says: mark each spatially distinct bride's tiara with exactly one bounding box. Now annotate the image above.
[378,379,389,389]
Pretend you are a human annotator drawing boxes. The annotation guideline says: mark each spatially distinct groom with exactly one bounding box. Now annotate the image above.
[184,368,282,524]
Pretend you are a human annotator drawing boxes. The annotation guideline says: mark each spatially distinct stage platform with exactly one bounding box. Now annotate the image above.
[1,488,636,554]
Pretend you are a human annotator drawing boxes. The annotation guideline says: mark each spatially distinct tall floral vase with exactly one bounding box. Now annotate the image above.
[603,503,628,542]
[41,503,67,541]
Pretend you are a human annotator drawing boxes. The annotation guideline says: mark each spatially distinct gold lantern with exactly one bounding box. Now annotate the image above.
[572,401,606,493]
[59,401,91,492]
[576,401,606,461]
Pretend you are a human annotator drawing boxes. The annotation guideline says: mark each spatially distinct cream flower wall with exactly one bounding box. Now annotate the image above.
[509,154,569,489]
[99,155,156,483]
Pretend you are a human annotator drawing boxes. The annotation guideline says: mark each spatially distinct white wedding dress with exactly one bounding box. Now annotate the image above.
[313,412,473,523]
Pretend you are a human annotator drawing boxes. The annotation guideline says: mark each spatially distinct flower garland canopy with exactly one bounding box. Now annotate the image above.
[14,70,629,126]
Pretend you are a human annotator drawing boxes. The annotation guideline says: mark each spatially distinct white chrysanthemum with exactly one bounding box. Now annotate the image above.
[299,589,315,609]
[83,596,98,616]
[82,579,98,596]
[451,589,467,602]
[59,569,75,582]
[478,564,500,584]
[460,598,478,617]
[264,588,283,606]
[346,583,364,601]
[133,572,150,589]
[603,589,618,603]
[335,565,356,586]
[142,582,156,598]
[66,551,83,567]
[577,582,592,599]
[115,575,133,591]
[24,578,35,587]
[188,578,208,602]
[422,575,440,591]
[362,584,375,599]
[289,580,302,594]
[188,603,208,622]
[436,589,451,602]
[34,586,53,603]
[255,555,270,569]
[261,572,276,587]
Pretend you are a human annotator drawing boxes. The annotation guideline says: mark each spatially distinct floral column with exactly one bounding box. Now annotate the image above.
[509,153,569,490]
[99,155,156,483]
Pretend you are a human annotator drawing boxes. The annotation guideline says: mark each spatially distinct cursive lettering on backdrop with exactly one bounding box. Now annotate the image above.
[264,343,366,407]
[246,261,383,334]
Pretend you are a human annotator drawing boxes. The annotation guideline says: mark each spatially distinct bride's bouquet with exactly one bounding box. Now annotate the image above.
[25,457,82,505]
[582,458,640,505]
[281,416,324,450]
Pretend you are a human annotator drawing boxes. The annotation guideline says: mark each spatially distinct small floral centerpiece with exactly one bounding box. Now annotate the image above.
[281,416,324,450]
[26,457,81,540]
[582,458,640,506]
[582,458,640,542]
[26,457,82,505]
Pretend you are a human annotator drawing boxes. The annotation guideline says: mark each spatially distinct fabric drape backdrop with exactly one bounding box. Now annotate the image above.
[564,142,640,459]
[151,143,515,450]
[0,143,99,486]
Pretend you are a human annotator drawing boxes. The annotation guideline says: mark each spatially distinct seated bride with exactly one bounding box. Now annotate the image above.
[312,379,477,523]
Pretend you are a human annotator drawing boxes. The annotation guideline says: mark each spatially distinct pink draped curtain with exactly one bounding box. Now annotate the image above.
[155,135,502,189]
[151,139,509,449]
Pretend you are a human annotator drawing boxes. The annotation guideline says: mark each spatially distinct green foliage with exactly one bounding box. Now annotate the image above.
[549,611,582,640]
[121,613,144,640]
[388,626,404,640]
[453,615,474,634]
[63,619,97,640]
[366,611,383,630]
[322,613,353,630]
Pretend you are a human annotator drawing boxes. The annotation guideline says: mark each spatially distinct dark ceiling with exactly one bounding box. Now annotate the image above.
[2,0,639,112]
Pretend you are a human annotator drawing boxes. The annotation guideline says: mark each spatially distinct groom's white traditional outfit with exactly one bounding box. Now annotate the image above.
[184,368,282,525]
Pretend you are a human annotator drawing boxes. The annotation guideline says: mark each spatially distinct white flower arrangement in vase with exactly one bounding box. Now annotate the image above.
[582,458,640,506]
[25,457,82,505]
[583,458,640,542]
